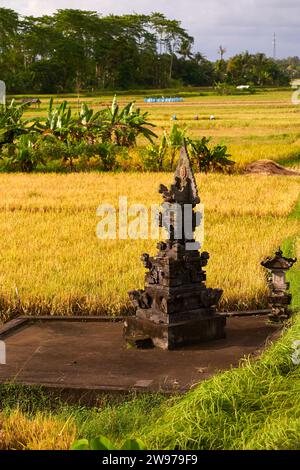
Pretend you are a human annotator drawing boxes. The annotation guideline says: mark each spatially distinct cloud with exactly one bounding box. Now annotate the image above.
[1,0,300,59]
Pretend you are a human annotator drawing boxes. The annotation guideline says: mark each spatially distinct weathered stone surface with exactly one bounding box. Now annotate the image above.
[0,317,281,399]
[124,144,226,349]
[261,248,297,322]
[124,315,226,350]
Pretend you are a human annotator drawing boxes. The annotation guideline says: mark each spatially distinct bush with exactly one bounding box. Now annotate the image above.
[188,137,235,173]
[1,134,46,172]
[0,100,32,147]
[142,133,168,171]
[214,82,256,95]
[0,97,155,172]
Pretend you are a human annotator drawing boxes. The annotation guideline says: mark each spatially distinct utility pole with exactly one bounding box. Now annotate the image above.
[273,32,277,60]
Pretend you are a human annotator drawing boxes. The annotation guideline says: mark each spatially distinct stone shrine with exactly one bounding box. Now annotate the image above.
[124,144,226,349]
[261,248,297,322]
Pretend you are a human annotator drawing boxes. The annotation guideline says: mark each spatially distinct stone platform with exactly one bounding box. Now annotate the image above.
[0,316,280,403]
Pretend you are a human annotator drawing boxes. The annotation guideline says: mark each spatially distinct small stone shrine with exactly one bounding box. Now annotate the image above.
[261,248,297,322]
[124,144,226,350]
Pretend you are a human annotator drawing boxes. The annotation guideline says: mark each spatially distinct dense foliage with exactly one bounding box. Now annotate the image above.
[0,7,294,93]
[0,98,158,172]
[0,98,234,173]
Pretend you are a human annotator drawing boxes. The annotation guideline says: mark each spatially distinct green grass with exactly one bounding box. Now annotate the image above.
[2,305,300,450]
[0,384,169,449]
[140,320,300,450]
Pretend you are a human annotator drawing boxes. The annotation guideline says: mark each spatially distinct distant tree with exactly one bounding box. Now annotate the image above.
[174,55,215,86]
[218,45,227,61]
[0,7,19,51]
[178,39,193,60]
[0,8,292,93]
[276,56,300,79]
[225,51,289,86]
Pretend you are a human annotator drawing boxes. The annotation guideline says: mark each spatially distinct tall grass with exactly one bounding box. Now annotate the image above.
[0,173,299,320]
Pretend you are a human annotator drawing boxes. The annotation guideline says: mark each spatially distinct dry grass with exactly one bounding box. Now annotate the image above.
[0,172,299,216]
[0,409,76,450]
[0,173,299,320]
[1,89,299,318]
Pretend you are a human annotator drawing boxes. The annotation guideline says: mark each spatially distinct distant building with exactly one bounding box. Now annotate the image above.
[291,79,300,89]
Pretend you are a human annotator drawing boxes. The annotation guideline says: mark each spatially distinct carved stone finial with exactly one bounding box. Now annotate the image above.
[159,143,200,207]
[261,247,297,271]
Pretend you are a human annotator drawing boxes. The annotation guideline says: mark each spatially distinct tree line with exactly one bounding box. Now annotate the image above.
[0,7,298,93]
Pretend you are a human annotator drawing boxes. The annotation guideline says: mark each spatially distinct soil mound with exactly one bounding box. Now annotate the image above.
[244,159,300,176]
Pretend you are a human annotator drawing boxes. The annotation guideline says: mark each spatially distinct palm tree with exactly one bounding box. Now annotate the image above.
[194,52,205,65]
[178,39,193,60]
[218,45,227,61]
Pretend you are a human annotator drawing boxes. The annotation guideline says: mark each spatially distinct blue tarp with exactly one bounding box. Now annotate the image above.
[144,97,184,103]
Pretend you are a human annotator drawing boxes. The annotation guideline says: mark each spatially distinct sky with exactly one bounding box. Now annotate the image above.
[1,0,299,60]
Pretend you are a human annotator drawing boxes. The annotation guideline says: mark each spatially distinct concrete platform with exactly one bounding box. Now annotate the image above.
[0,316,281,401]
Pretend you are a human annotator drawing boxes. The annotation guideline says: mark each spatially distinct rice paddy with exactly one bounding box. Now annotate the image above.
[1,88,300,450]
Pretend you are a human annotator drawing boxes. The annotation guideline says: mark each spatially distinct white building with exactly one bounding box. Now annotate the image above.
[291,79,300,89]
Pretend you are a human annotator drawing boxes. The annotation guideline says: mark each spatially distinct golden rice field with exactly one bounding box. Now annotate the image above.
[0,172,299,322]
[0,89,299,321]
[20,88,300,170]
[0,409,76,450]
[0,89,300,451]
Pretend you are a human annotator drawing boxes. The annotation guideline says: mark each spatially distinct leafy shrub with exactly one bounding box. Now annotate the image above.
[214,82,256,95]
[0,100,32,147]
[188,137,235,173]
[71,435,145,451]
[1,134,46,172]
[100,96,157,147]
[142,133,168,171]
[0,96,234,173]
[167,124,186,169]
[83,142,118,171]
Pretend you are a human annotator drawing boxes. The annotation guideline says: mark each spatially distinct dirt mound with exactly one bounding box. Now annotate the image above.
[245,160,300,176]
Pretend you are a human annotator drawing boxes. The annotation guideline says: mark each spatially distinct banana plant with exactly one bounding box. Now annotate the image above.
[3,134,46,172]
[210,144,235,172]
[188,137,234,173]
[101,96,157,147]
[167,123,186,169]
[188,136,211,172]
[35,98,76,141]
[0,100,32,147]
[77,102,106,143]
[145,131,168,170]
